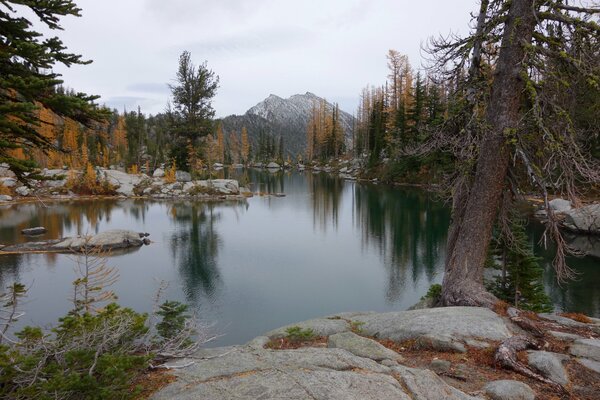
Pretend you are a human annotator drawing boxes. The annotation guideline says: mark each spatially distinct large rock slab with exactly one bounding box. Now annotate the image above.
[328,331,402,362]
[102,170,149,196]
[352,307,514,342]
[484,380,535,400]
[527,351,569,385]
[152,345,479,400]
[561,203,600,234]
[2,230,146,253]
[570,338,600,362]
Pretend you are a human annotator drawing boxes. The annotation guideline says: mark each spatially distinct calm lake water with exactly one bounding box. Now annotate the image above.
[0,170,598,346]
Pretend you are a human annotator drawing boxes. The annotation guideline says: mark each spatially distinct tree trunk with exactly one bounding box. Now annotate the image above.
[441,0,537,307]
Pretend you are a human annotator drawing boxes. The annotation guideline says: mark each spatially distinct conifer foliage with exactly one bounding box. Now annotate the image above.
[0,0,107,180]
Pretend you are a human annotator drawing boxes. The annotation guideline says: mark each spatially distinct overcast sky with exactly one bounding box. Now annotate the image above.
[48,0,479,117]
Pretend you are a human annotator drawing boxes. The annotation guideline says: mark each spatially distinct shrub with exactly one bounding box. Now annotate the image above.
[285,326,315,343]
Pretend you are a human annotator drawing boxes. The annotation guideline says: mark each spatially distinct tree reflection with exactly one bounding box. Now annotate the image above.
[353,185,450,302]
[307,173,344,232]
[168,201,223,304]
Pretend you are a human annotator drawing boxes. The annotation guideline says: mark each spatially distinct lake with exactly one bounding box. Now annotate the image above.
[0,170,598,346]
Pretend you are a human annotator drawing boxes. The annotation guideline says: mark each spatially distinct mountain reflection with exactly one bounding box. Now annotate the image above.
[353,184,450,302]
[167,201,224,304]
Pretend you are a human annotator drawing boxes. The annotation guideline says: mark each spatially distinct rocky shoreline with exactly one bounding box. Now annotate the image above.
[151,307,600,400]
[0,166,253,203]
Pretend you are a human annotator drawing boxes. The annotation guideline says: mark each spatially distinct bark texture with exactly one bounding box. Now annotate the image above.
[441,0,537,307]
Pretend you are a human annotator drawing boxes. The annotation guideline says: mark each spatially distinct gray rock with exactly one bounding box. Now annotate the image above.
[429,359,451,374]
[266,162,280,169]
[416,334,467,353]
[0,195,13,202]
[465,339,490,349]
[21,227,47,236]
[265,317,349,339]
[209,179,239,194]
[0,177,17,187]
[175,170,191,182]
[564,233,600,259]
[391,365,480,400]
[354,306,514,342]
[549,198,572,213]
[54,230,145,251]
[570,338,600,362]
[0,164,16,178]
[15,186,30,196]
[539,313,589,328]
[576,358,600,374]
[152,168,165,178]
[561,203,600,234]
[152,344,480,400]
[484,380,535,400]
[44,179,66,188]
[233,163,244,169]
[548,331,583,341]
[527,351,569,385]
[328,331,402,362]
[103,170,149,196]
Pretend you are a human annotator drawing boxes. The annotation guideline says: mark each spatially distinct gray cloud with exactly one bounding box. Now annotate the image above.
[52,0,478,117]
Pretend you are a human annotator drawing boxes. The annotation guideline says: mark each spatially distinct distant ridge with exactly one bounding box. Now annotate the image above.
[220,92,354,157]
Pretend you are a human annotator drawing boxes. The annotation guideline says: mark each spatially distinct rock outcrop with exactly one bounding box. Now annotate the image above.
[151,307,600,400]
[1,229,148,253]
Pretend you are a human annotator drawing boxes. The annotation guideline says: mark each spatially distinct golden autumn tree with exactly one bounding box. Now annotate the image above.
[228,130,240,164]
[62,118,80,168]
[241,126,250,164]
[215,124,225,164]
[111,115,128,164]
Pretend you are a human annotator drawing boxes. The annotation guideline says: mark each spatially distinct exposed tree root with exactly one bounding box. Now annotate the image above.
[494,335,566,393]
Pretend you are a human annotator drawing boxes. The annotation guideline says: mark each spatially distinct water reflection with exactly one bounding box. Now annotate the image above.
[167,202,224,303]
[308,173,344,231]
[353,184,450,302]
[0,171,598,346]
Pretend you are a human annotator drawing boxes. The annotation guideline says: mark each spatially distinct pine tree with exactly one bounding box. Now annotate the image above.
[486,215,553,313]
[0,1,108,180]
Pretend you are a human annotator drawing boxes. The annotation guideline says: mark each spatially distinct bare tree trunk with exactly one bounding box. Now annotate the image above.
[441,0,537,307]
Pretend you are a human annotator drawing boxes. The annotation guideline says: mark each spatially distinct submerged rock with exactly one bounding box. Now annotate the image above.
[21,227,47,236]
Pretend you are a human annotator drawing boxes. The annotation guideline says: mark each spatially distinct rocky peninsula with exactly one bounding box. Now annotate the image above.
[151,307,600,400]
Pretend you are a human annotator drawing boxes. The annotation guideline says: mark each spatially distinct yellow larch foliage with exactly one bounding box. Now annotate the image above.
[112,116,128,163]
[216,124,225,163]
[62,118,80,168]
[164,161,176,183]
[241,126,250,164]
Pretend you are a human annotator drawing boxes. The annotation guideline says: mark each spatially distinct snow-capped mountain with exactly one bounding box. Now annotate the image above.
[220,92,355,157]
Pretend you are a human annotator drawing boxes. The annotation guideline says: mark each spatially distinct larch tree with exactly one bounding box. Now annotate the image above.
[241,126,250,164]
[427,0,600,307]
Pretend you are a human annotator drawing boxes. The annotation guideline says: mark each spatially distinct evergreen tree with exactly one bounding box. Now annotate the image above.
[0,0,108,180]
[487,215,553,313]
[169,51,219,170]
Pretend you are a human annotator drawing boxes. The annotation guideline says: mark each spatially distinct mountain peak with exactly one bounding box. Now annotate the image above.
[224,92,355,156]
